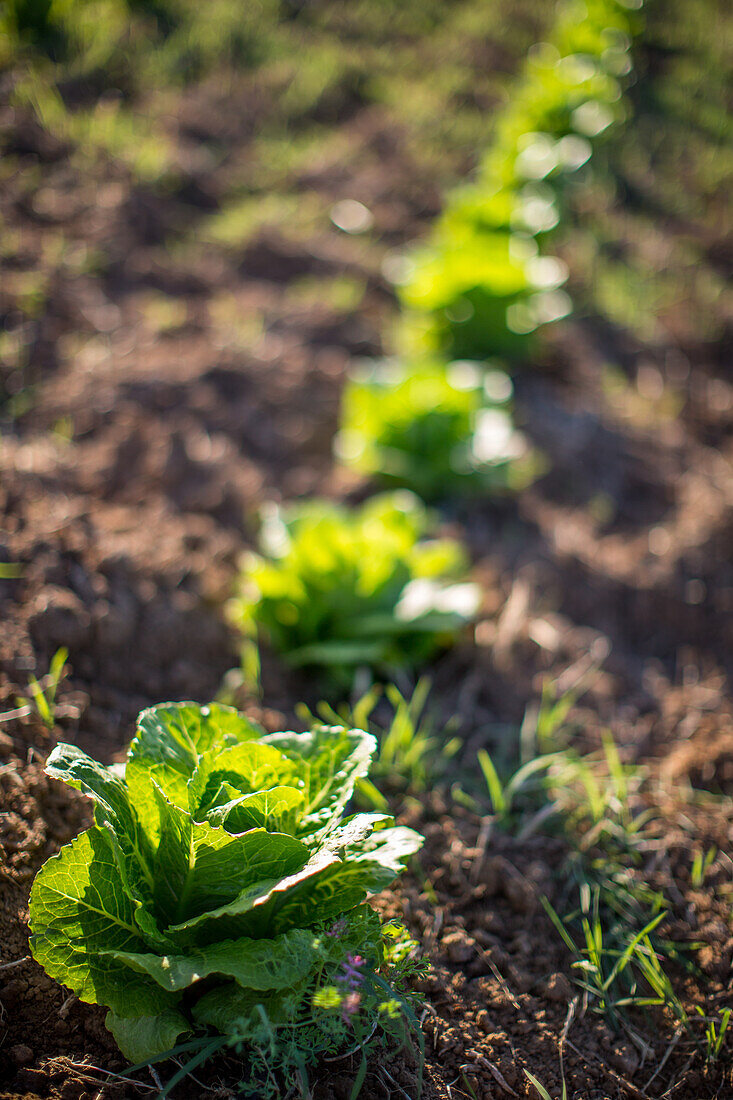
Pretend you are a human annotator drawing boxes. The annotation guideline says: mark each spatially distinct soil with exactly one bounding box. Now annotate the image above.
[1,1,732,1098]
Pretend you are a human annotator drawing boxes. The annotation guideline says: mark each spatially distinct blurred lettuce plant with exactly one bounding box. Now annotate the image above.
[231,492,479,693]
[399,233,570,362]
[395,0,642,363]
[336,358,539,502]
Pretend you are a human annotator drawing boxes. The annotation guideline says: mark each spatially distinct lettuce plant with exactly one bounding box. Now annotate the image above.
[29,702,423,1090]
[399,232,570,362]
[396,0,640,363]
[336,358,539,502]
[230,491,479,692]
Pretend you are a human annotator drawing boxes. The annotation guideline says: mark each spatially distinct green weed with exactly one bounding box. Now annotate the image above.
[298,678,460,801]
[476,680,691,1033]
[20,646,68,730]
[695,1006,732,1063]
[525,1068,567,1100]
[690,846,717,889]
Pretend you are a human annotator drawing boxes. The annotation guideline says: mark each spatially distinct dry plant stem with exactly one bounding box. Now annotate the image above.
[426,908,444,948]
[642,1028,684,1093]
[620,1018,655,1064]
[469,818,493,884]
[49,1058,158,1091]
[559,996,578,1085]
[0,956,29,971]
[565,1039,647,1099]
[0,705,31,723]
[380,1065,414,1100]
[660,1055,698,1098]
[476,945,521,1011]
[471,1054,520,1097]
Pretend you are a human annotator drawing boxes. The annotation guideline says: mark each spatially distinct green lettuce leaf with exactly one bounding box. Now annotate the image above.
[206,785,306,833]
[106,1008,191,1062]
[152,788,309,925]
[44,743,155,889]
[351,825,424,872]
[192,981,298,1034]
[127,703,265,837]
[262,726,377,832]
[167,849,403,945]
[191,906,383,1037]
[29,827,176,1017]
[188,741,297,818]
[105,926,320,992]
[133,702,262,772]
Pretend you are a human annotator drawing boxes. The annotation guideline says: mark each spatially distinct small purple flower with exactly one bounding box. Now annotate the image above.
[340,991,362,1024]
[340,953,365,989]
[327,918,347,938]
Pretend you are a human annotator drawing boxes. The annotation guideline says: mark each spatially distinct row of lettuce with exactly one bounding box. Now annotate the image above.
[28,1,644,1094]
[232,0,643,695]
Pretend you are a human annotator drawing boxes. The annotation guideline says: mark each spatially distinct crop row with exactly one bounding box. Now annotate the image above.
[233,0,644,692]
[28,2,646,1096]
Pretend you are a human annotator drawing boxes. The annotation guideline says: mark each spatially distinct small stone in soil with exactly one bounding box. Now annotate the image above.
[541,972,573,1001]
[443,929,477,963]
[9,1044,33,1066]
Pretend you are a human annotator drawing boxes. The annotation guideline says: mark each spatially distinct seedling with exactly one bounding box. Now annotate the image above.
[525,1069,567,1100]
[541,885,680,1027]
[29,702,423,1096]
[690,846,717,888]
[20,646,68,731]
[696,1006,732,1062]
[477,679,690,1030]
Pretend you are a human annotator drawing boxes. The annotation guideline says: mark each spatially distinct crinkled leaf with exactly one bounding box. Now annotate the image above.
[207,785,306,834]
[168,849,401,945]
[45,743,155,887]
[165,875,281,947]
[192,980,298,1034]
[106,1008,191,1062]
[132,702,262,772]
[29,828,176,1017]
[101,826,170,951]
[192,906,383,1036]
[152,788,309,926]
[320,812,393,854]
[125,756,187,846]
[262,726,376,830]
[188,742,297,819]
[106,926,320,993]
[127,703,265,828]
[352,825,423,873]
[126,702,262,844]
